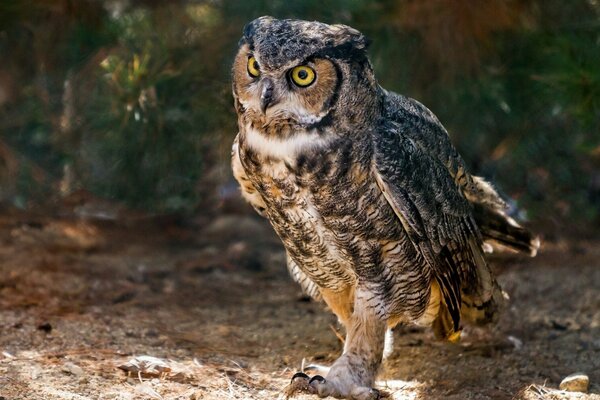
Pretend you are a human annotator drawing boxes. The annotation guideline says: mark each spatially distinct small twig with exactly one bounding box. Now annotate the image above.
[223,373,238,399]
[228,359,244,370]
[2,351,15,359]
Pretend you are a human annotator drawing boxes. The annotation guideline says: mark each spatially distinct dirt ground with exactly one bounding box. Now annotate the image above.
[0,210,598,400]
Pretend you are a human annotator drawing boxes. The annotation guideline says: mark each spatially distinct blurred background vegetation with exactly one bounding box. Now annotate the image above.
[0,0,598,228]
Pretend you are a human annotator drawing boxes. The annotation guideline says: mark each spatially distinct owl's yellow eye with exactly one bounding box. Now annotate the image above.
[290,65,316,87]
[247,56,260,77]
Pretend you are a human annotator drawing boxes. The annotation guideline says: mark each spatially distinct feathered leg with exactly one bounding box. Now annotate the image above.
[300,286,354,376]
[309,292,387,400]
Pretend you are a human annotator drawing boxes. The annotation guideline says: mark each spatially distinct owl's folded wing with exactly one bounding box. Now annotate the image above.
[372,123,492,338]
[382,91,507,212]
[383,91,539,257]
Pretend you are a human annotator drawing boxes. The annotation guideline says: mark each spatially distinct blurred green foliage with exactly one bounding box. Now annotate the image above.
[0,0,598,223]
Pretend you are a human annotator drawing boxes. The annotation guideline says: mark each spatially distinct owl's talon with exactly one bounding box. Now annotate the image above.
[308,374,329,397]
[287,370,387,399]
[308,374,326,384]
[291,371,310,383]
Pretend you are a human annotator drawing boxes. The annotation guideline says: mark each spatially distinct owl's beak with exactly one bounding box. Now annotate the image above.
[260,78,276,114]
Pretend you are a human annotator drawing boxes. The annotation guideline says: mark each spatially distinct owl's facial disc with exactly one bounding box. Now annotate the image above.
[233,45,340,129]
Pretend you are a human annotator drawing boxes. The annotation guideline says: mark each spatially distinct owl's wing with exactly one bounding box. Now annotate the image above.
[382,91,507,211]
[383,91,539,257]
[373,121,492,338]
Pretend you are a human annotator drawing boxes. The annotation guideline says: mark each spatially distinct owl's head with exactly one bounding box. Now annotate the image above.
[232,17,378,136]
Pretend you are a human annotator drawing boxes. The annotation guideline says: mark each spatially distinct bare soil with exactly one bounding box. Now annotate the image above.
[0,211,598,400]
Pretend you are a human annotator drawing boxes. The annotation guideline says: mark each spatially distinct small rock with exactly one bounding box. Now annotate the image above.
[118,355,171,377]
[507,335,523,350]
[62,362,84,376]
[559,372,589,393]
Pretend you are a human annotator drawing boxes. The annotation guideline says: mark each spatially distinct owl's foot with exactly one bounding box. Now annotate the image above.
[307,374,387,399]
[285,365,389,400]
[285,292,389,399]
[284,362,332,398]
[284,364,330,398]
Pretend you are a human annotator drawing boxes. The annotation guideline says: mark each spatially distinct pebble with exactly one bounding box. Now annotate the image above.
[62,362,84,376]
[559,372,589,393]
[119,355,171,375]
[507,335,523,350]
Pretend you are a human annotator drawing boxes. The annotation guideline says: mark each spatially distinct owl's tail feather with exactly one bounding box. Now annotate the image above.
[432,304,461,343]
[460,279,507,327]
[472,202,540,257]
[434,280,508,342]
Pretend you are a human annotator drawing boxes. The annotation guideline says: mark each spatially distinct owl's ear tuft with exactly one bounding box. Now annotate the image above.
[332,24,370,51]
[243,16,275,41]
[352,33,371,52]
[362,35,372,50]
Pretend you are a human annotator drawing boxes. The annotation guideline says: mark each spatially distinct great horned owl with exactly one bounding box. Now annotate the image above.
[231,17,539,400]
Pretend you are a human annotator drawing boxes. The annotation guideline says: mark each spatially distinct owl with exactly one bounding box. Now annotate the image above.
[231,17,539,400]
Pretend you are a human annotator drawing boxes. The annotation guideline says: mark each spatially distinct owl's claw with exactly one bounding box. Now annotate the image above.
[308,375,326,395]
[291,371,310,383]
[286,371,387,400]
[308,375,329,397]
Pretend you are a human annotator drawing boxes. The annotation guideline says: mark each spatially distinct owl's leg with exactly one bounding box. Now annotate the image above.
[320,286,354,325]
[303,328,393,376]
[308,293,388,400]
[297,286,354,376]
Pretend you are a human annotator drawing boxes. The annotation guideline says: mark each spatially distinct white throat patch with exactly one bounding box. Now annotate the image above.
[243,124,332,160]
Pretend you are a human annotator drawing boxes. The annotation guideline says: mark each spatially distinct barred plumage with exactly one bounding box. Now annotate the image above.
[231,17,539,400]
